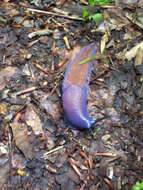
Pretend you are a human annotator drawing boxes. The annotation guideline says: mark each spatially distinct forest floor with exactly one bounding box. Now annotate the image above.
[0,0,143,189]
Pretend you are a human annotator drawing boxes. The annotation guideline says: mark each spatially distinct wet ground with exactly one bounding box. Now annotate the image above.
[0,0,143,189]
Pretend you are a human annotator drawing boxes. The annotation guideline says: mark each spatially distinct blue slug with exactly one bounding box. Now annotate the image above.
[62,43,103,129]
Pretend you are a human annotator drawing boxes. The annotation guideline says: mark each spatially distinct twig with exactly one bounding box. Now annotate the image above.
[42,145,64,158]
[26,8,82,21]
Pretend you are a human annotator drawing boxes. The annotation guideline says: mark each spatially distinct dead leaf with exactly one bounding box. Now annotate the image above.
[125,41,143,61]
[24,105,44,135]
[125,12,143,30]
[0,66,18,90]
[11,122,34,160]
[40,93,61,121]
[0,3,20,17]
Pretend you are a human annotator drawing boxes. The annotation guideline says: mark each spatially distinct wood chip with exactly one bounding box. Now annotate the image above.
[134,47,143,66]
[28,29,53,39]
[63,36,70,49]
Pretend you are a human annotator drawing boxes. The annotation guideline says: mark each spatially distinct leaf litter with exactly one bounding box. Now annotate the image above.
[0,0,143,189]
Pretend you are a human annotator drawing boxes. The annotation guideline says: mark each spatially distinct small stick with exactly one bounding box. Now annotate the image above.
[42,145,64,157]
[27,8,82,21]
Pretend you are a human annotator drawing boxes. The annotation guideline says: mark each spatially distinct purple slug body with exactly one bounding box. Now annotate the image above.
[62,43,96,129]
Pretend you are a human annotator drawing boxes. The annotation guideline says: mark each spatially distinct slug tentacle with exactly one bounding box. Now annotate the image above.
[62,43,97,129]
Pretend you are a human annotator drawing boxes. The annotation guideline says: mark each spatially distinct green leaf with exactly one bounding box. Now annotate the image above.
[93,127,101,136]
[79,55,97,64]
[79,54,105,65]
[88,13,103,22]
[88,0,115,6]
[82,9,89,21]
[88,0,95,6]
[132,182,143,190]
[83,0,115,23]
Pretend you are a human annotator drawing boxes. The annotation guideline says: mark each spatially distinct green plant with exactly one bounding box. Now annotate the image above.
[82,0,115,22]
[82,8,103,22]
[132,182,143,190]
[79,55,99,64]
[88,13,103,22]
[89,0,115,6]
[79,54,107,65]
[93,127,101,136]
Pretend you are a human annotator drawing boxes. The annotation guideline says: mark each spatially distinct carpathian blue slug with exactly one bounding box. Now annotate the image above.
[62,43,105,129]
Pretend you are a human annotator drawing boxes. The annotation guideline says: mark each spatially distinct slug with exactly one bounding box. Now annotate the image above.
[62,43,104,129]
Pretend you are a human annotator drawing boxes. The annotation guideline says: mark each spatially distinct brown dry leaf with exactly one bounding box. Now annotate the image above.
[0,2,19,17]
[11,122,34,160]
[44,100,61,120]
[1,2,19,17]
[40,93,61,121]
[125,41,143,61]
[24,105,44,135]
[0,66,18,90]
[125,12,143,30]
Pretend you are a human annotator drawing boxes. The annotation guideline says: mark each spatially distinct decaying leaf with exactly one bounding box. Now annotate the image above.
[0,66,18,90]
[24,105,44,135]
[40,93,61,121]
[0,2,20,17]
[11,122,34,160]
[125,41,143,61]
[125,12,143,30]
